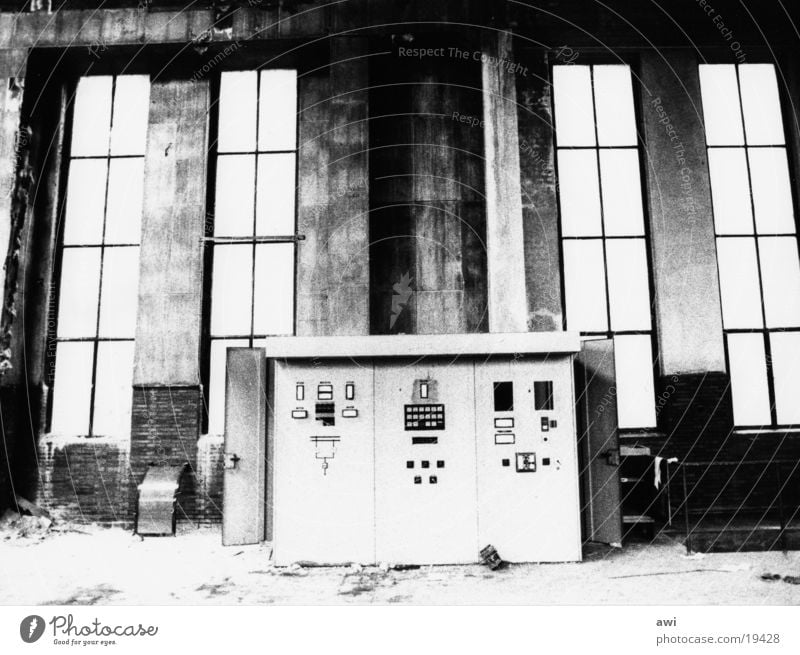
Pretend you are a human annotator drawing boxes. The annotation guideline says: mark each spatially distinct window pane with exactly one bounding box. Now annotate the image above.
[552,65,596,147]
[253,243,295,335]
[770,332,800,425]
[599,149,645,236]
[258,69,298,152]
[699,64,744,146]
[606,239,651,331]
[98,247,140,338]
[758,236,800,328]
[208,338,248,435]
[57,248,101,338]
[64,158,108,245]
[716,237,763,329]
[256,153,296,236]
[563,239,608,332]
[105,158,145,244]
[748,147,795,234]
[739,64,785,146]
[211,244,253,336]
[727,332,771,426]
[92,341,134,438]
[614,334,656,428]
[593,65,637,147]
[557,149,602,237]
[70,76,112,157]
[110,75,150,156]
[218,71,258,153]
[51,342,94,435]
[708,148,753,235]
[214,154,256,237]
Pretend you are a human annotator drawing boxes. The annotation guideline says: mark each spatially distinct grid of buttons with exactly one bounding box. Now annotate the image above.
[404,404,445,430]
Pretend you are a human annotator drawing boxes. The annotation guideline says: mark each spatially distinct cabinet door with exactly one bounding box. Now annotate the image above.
[575,339,623,545]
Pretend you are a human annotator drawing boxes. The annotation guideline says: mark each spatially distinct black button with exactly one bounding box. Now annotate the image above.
[421,461,430,468]
[543,458,551,466]
[502,459,510,467]
[437,460,444,468]
[414,476,421,484]
[406,461,414,468]
[429,476,437,484]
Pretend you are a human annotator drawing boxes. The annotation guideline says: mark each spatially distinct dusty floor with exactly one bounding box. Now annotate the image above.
[1,522,800,605]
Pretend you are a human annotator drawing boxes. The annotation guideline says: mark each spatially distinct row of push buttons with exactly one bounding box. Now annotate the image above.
[295,382,355,401]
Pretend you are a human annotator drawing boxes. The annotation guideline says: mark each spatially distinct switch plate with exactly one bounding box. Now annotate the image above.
[291,409,308,419]
[345,383,355,400]
[494,432,515,445]
[494,417,514,429]
[342,408,358,418]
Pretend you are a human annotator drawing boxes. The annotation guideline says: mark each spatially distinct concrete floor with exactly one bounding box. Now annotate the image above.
[1,522,800,605]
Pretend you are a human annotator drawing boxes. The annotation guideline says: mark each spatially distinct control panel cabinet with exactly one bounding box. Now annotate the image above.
[475,359,582,562]
[266,344,581,566]
[272,361,375,566]
[374,360,479,564]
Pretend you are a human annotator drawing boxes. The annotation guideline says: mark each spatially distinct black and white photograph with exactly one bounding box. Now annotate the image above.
[0,0,799,652]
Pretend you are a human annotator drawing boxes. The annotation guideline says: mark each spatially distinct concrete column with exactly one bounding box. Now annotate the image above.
[482,31,528,333]
[639,51,725,375]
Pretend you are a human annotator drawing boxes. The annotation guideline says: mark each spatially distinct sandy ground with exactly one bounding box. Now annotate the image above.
[1,522,800,605]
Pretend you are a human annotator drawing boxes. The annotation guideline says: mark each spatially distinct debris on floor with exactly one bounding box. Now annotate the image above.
[479,544,505,570]
[0,509,53,540]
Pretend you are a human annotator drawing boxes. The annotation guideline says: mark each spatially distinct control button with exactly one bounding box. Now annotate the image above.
[429,476,437,484]
[494,433,515,445]
[345,383,355,400]
[550,419,557,428]
[543,457,551,466]
[342,408,358,418]
[414,476,422,484]
[296,383,305,401]
[421,461,430,469]
[317,384,333,400]
[502,459,510,467]
[406,461,414,469]
[437,460,444,468]
[494,417,514,429]
[541,417,550,432]
[291,409,308,419]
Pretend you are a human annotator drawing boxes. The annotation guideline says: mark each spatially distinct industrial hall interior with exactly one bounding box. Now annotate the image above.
[1,0,799,564]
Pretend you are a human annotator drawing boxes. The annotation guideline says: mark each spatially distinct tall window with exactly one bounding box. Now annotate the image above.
[50,75,150,438]
[206,70,298,435]
[699,63,800,427]
[552,64,657,429]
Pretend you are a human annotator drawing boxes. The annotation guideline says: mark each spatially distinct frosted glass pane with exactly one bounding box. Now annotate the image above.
[599,149,645,236]
[739,64,785,146]
[716,237,763,329]
[211,244,253,336]
[699,64,744,146]
[552,65,596,147]
[606,239,652,331]
[707,148,753,235]
[253,243,295,335]
[727,332,771,426]
[64,158,108,245]
[256,153,296,236]
[98,247,140,338]
[593,65,637,147]
[208,338,248,435]
[758,236,800,328]
[92,341,134,438]
[563,239,608,332]
[110,75,150,156]
[770,332,800,425]
[258,69,298,151]
[218,71,258,153]
[57,248,101,338]
[71,76,112,156]
[614,334,656,429]
[214,155,256,237]
[748,148,795,234]
[51,342,94,435]
[105,158,144,244]
[557,149,602,237]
